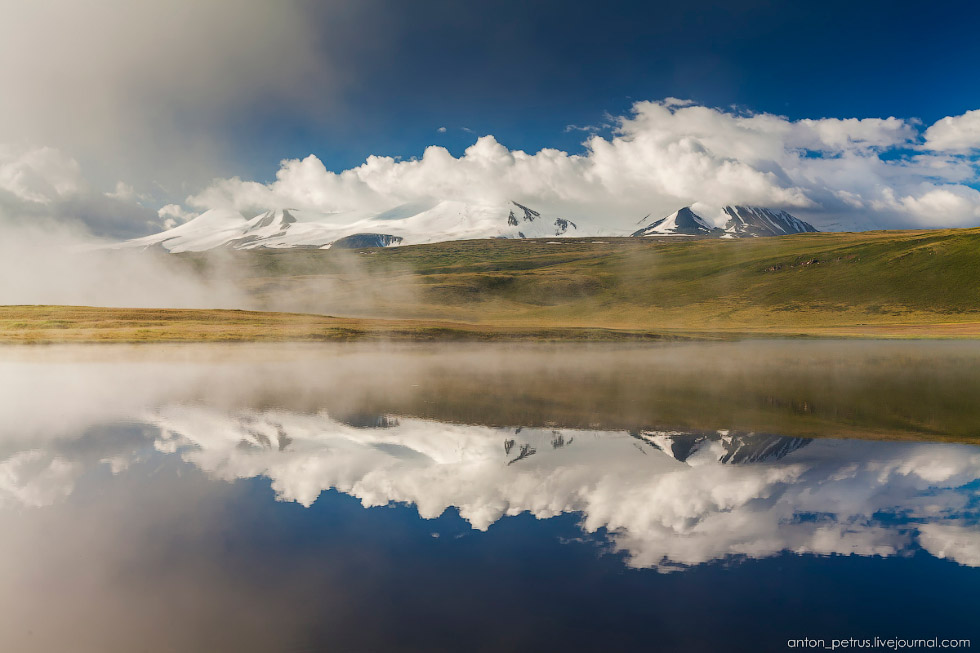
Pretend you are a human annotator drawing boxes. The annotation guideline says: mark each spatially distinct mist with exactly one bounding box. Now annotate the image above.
[0,221,251,309]
[4,340,980,445]
[0,217,420,315]
[0,0,343,193]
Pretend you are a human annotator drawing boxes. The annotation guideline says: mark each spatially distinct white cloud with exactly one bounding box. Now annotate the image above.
[0,145,83,204]
[871,185,980,227]
[793,117,914,151]
[157,203,194,228]
[0,145,166,237]
[4,100,980,237]
[104,181,144,202]
[924,109,980,152]
[182,100,980,232]
[0,0,975,237]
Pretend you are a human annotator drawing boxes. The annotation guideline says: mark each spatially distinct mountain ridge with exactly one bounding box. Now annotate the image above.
[633,205,818,238]
[121,200,819,252]
[121,200,587,253]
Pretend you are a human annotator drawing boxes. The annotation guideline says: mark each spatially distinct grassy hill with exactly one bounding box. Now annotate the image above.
[190,227,980,334]
[0,306,685,343]
[4,228,980,342]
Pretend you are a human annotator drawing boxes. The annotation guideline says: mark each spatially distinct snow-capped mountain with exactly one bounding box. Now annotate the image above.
[121,200,586,253]
[631,207,723,237]
[722,205,819,237]
[632,205,818,239]
[119,199,820,252]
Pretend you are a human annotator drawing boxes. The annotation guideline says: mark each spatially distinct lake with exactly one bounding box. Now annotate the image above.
[1,341,978,652]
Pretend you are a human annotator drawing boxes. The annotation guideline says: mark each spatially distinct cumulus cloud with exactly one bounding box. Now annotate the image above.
[0,145,83,203]
[924,109,980,152]
[181,100,980,232]
[104,182,143,203]
[0,1,978,237]
[0,145,163,237]
[157,203,195,229]
[5,97,980,237]
[871,185,980,227]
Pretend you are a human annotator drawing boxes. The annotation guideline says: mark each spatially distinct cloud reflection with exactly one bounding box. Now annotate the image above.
[3,402,977,572]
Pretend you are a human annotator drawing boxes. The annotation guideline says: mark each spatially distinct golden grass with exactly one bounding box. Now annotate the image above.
[202,228,980,334]
[3,305,980,343]
[0,305,696,343]
[6,227,980,343]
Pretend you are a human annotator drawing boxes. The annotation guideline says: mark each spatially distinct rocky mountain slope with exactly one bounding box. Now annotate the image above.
[120,198,821,252]
[121,201,586,253]
[631,207,723,237]
[633,205,818,238]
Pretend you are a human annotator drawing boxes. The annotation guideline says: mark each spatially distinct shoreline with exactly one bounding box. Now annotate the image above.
[3,305,980,343]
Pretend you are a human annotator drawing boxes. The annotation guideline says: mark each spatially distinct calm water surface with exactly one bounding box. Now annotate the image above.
[1,342,978,652]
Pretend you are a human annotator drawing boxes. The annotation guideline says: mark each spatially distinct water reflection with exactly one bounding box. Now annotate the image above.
[4,401,979,572]
[114,412,980,571]
[2,343,980,651]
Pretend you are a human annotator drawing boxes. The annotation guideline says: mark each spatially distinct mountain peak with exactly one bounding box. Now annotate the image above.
[119,199,593,253]
[723,205,818,237]
[631,206,720,237]
[119,199,818,253]
[632,205,818,239]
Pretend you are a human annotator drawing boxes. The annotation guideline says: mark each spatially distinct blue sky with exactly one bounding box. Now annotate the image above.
[1,0,980,236]
[256,0,980,175]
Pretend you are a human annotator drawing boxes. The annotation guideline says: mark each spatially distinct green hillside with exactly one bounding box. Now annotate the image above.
[4,228,980,342]
[184,228,980,335]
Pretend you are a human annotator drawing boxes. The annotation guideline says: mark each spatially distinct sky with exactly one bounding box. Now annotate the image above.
[3,0,980,237]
